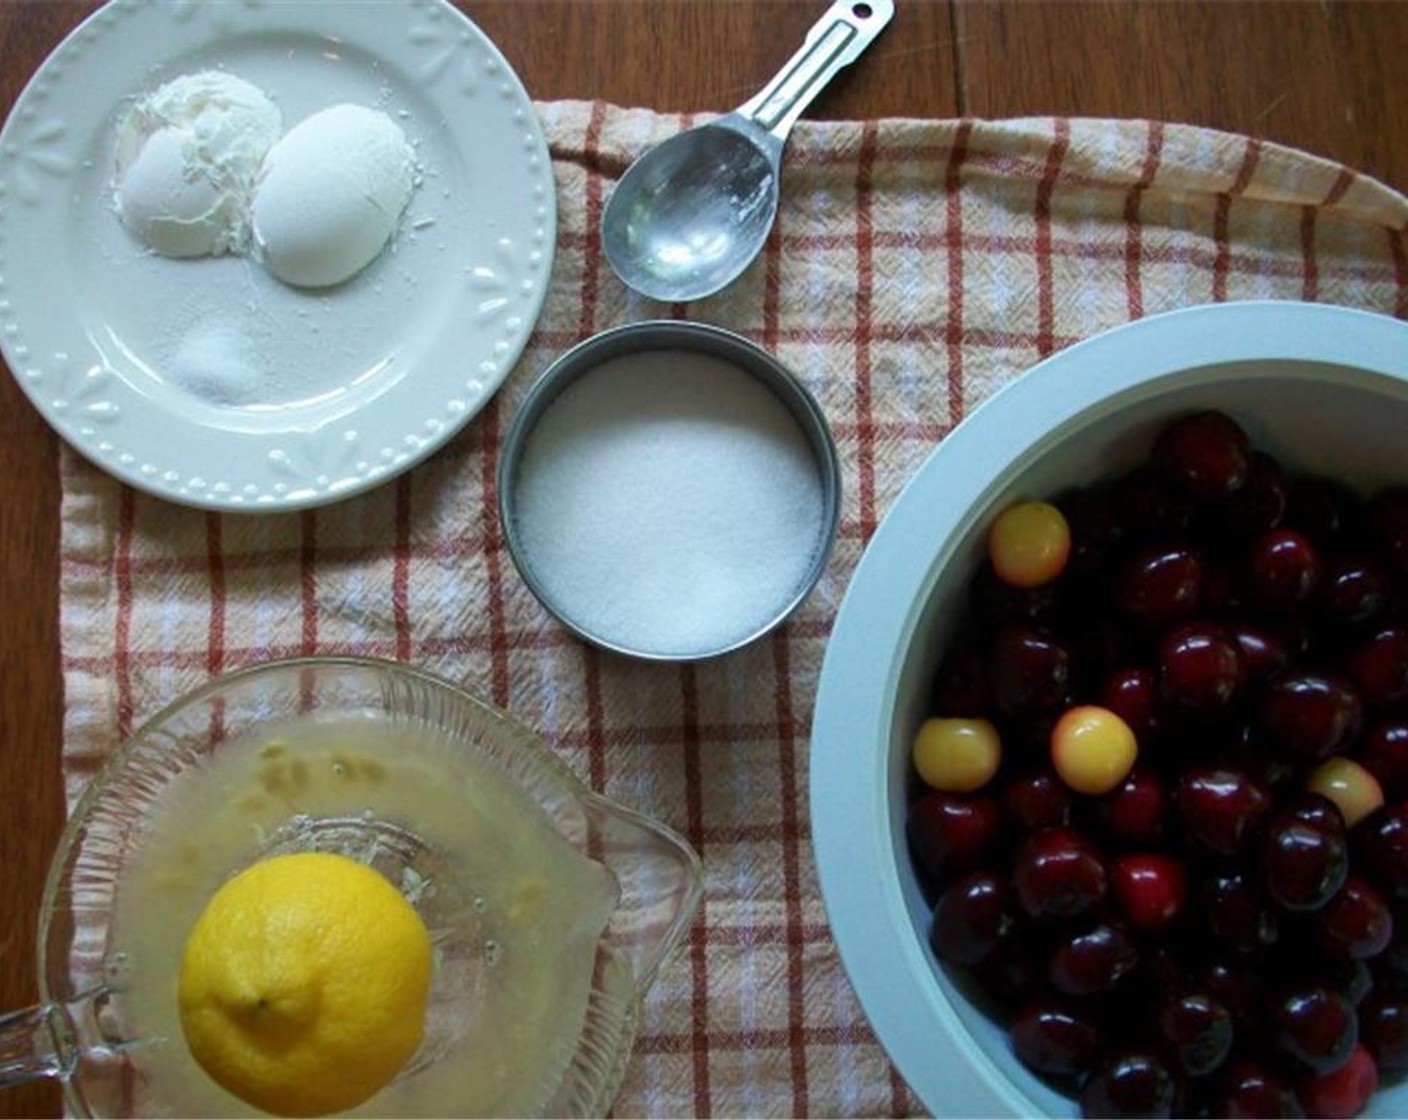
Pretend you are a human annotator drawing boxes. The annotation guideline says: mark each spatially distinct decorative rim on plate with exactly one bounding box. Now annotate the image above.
[809,301,1408,1117]
[0,0,556,511]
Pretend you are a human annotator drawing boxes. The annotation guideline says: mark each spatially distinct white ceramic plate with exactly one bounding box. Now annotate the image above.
[810,302,1408,1117]
[0,0,554,510]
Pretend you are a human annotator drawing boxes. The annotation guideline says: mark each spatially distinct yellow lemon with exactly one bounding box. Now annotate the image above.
[178,852,433,1117]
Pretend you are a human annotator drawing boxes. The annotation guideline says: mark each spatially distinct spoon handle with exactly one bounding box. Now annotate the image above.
[735,0,895,141]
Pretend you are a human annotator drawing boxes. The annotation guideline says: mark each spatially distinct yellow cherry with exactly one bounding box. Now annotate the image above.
[1307,757,1384,828]
[988,501,1072,589]
[912,717,1002,793]
[1050,705,1138,795]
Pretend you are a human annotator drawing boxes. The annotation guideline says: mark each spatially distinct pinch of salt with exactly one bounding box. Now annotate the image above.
[511,350,827,657]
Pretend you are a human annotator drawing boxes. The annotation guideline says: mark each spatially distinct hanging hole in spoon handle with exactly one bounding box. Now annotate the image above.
[734,0,896,142]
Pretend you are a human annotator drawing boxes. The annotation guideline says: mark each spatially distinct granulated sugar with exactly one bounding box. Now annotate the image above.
[511,350,827,657]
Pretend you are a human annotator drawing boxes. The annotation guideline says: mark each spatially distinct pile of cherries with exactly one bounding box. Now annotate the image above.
[908,410,1408,1118]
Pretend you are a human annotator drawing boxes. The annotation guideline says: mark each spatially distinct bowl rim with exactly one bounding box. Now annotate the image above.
[808,300,1408,1117]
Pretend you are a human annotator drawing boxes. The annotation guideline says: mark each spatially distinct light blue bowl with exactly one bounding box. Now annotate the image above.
[811,301,1408,1117]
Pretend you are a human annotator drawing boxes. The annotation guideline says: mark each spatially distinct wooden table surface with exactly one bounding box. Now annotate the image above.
[1,2,1405,1116]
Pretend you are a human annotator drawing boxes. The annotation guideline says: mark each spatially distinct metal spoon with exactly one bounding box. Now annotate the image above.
[601,0,895,303]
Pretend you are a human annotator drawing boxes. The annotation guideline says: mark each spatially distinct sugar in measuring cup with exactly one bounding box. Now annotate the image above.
[498,321,842,661]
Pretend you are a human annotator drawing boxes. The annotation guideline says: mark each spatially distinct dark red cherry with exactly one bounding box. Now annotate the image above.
[1316,876,1394,960]
[1049,922,1139,996]
[1262,805,1349,912]
[1226,620,1291,683]
[1320,957,1374,1007]
[1296,1044,1378,1119]
[1286,792,1348,832]
[1352,804,1408,899]
[1271,984,1358,1075]
[929,870,1013,965]
[1348,627,1408,709]
[1152,410,1251,501]
[1116,546,1204,628]
[1191,957,1266,1027]
[1010,998,1105,1078]
[1359,718,1408,800]
[988,625,1072,717]
[1210,1062,1305,1118]
[1246,529,1322,613]
[1158,990,1234,1078]
[907,791,1003,886]
[1318,554,1392,628]
[1080,1047,1181,1119]
[1370,487,1408,574]
[1001,769,1072,832]
[1257,672,1363,762]
[1096,768,1169,846]
[1177,767,1272,855]
[1099,666,1162,745]
[1198,869,1279,952]
[1317,952,1374,1008]
[1159,621,1244,716]
[1111,853,1188,932]
[1221,451,1290,537]
[1359,994,1408,1072]
[1012,828,1107,920]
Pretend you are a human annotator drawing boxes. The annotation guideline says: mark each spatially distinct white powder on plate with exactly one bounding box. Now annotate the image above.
[511,350,828,658]
[169,319,264,405]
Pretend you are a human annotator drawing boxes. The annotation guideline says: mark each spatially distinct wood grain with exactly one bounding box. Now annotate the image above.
[955,0,1408,189]
[466,1,960,118]
[0,7,99,1117]
[0,2,1404,1117]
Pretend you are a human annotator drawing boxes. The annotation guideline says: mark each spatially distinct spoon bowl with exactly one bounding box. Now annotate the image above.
[602,122,780,303]
[602,0,894,303]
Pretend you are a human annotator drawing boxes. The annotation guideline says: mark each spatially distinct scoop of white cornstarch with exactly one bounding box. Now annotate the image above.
[113,71,283,259]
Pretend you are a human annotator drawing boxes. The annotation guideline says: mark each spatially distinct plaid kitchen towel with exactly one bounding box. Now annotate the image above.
[59,103,1408,1118]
